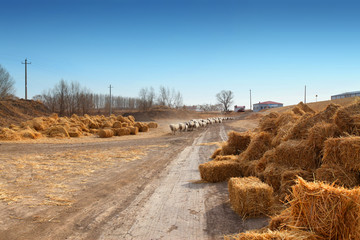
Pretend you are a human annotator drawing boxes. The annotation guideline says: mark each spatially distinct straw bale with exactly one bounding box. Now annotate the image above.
[134,122,142,129]
[279,169,313,200]
[127,115,136,124]
[268,209,292,231]
[296,102,315,114]
[102,121,113,128]
[121,122,128,128]
[68,128,81,138]
[214,155,238,161]
[322,137,360,171]
[89,129,99,134]
[307,122,341,151]
[98,129,114,138]
[224,230,317,240]
[258,140,318,171]
[271,122,295,147]
[117,115,132,124]
[334,101,360,134]
[292,106,305,116]
[225,131,251,155]
[20,127,42,139]
[128,126,139,135]
[112,121,122,128]
[238,159,260,177]
[211,148,222,159]
[0,128,21,140]
[198,160,242,182]
[139,125,149,132]
[113,127,130,136]
[228,177,274,218]
[147,122,158,128]
[32,117,45,131]
[315,164,359,188]
[288,177,360,240]
[239,132,272,161]
[261,163,285,192]
[47,126,70,138]
[89,120,100,129]
[49,113,59,120]
[259,112,280,134]
[71,114,80,121]
[284,104,340,141]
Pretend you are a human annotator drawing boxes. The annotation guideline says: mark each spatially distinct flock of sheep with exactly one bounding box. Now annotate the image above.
[169,117,234,134]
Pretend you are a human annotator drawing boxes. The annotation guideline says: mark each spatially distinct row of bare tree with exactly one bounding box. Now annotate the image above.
[34,80,184,116]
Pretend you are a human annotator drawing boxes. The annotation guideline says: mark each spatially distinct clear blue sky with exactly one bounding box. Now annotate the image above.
[1,0,359,108]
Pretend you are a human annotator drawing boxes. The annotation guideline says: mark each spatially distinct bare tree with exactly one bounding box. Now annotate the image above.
[0,64,15,99]
[216,90,234,112]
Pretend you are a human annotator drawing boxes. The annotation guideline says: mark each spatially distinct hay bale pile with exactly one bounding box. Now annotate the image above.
[228,177,274,218]
[0,113,158,140]
[202,101,360,193]
[197,99,360,238]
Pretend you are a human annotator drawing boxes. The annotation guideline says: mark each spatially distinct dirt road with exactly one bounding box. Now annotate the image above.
[0,119,267,240]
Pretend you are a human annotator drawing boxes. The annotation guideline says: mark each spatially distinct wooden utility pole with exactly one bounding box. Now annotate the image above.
[249,89,252,110]
[22,58,31,100]
[304,85,307,104]
[109,84,113,116]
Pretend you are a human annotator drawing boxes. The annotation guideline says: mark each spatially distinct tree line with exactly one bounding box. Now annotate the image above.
[33,79,184,116]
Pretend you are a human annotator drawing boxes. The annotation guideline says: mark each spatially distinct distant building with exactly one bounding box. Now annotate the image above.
[331,91,360,100]
[234,105,245,112]
[184,105,202,112]
[253,101,283,112]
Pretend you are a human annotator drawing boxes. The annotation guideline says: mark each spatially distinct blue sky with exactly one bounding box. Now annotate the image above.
[1,0,359,108]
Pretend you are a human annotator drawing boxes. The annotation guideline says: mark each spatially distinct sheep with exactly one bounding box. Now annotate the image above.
[169,124,180,135]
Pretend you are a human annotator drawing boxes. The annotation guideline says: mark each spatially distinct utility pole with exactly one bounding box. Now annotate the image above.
[304,85,307,104]
[109,84,113,116]
[249,89,252,111]
[316,94,318,102]
[22,58,31,100]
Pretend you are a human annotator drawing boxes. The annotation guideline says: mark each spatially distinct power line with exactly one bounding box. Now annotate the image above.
[21,58,31,100]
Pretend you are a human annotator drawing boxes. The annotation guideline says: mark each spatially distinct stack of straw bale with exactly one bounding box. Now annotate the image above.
[228,177,274,218]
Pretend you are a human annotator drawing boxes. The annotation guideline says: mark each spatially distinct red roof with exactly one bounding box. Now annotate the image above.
[257,101,282,105]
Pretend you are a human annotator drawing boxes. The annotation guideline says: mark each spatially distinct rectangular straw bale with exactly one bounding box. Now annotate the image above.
[259,112,280,134]
[239,131,272,161]
[288,177,360,240]
[259,140,318,171]
[47,125,70,138]
[224,131,251,155]
[121,122,128,127]
[315,163,359,188]
[307,122,341,151]
[198,160,242,183]
[139,125,149,132]
[322,137,360,171]
[224,230,317,240]
[334,101,360,134]
[228,177,274,218]
[98,129,114,138]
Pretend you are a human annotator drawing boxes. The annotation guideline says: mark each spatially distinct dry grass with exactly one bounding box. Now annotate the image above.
[0,144,169,206]
[224,229,317,240]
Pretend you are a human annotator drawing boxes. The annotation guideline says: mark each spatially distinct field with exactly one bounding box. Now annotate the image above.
[0,97,357,239]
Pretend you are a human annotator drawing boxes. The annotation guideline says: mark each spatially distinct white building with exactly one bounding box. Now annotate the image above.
[253,101,283,112]
[331,91,360,100]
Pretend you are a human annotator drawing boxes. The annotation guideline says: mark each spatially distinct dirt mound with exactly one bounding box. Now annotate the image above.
[0,99,51,127]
